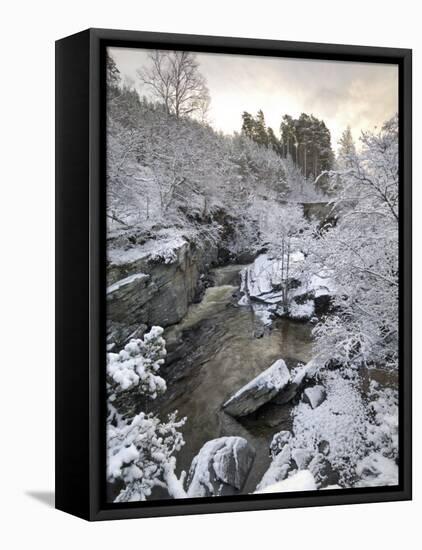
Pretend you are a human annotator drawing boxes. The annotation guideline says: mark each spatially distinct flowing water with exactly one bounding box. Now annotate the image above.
[153,263,313,494]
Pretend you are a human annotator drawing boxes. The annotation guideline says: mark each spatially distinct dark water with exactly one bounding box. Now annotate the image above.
[153,264,313,494]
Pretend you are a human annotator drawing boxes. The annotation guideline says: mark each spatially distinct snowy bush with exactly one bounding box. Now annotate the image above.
[107,327,187,502]
[107,409,186,502]
[107,326,167,398]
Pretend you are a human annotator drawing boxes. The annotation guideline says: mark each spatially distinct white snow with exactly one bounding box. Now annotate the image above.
[255,470,316,494]
[309,272,336,297]
[291,360,319,386]
[108,235,187,266]
[251,303,274,325]
[291,371,368,485]
[285,371,398,488]
[242,254,279,298]
[241,253,305,301]
[292,448,313,470]
[356,453,398,487]
[106,272,148,294]
[107,326,167,396]
[223,359,290,407]
[288,299,315,320]
[303,385,326,409]
[239,253,334,325]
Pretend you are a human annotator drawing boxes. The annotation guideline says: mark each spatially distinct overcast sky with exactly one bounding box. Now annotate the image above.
[109,46,398,151]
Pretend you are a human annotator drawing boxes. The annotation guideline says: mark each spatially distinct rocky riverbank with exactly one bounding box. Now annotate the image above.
[106,228,398,500]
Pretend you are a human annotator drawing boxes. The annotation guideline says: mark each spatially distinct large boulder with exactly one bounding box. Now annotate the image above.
[272,381,302,406]
[223,359,290,417]
[187,437,255,497]
[272,361,315,406]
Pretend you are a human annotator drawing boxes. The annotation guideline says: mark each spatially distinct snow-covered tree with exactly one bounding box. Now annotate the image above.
[258,202,316,313]
[138,50,210,120]
[337,125,356,168]
[280,113,334,180]
[311,116,399,370]
[107,327,187,501]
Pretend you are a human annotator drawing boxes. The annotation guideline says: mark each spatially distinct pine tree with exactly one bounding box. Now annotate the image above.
[106,52,121,87]
[241,111,255,140]
[280,115,297,158]
[267,127,282,155]
[253,110,269,146]
[242,111,281,152]
[280,113,334,181]
[337,126,356,168]
[106,53,122,102]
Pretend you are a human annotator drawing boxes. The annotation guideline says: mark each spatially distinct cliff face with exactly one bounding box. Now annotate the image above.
[106,238,218,349]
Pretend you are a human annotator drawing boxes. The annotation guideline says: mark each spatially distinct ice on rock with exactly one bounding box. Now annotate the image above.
[223,359,290,417]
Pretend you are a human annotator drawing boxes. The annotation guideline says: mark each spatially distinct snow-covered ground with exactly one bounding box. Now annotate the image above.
[256,368,398,491]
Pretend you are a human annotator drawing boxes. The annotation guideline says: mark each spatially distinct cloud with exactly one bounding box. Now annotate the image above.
[109,47,398,150]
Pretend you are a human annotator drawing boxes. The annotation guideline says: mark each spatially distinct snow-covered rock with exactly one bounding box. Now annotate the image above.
[107,272,150,296]
[291,448,314,470]
[290,370,370,487]
[239,253,335,324]
[270,431,292,458]
[271,361,316,406]
[240,253,303,303]
[271,381,301,406]
[256,443,292,491]
[288,298,315,321]
[255,470,317,494]
[187,436,255,497]
[223,359,290,417]
[303,385,326,409]
[355,453,398,487]
[240,254,283,299]
[308,453,338,487]
[318,440,330,456]
[107,235,219,347]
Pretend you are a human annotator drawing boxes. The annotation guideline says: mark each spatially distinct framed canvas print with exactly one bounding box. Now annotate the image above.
[55,28,412,521]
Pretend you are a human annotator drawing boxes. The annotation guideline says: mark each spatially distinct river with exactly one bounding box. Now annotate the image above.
[153,263,314,495]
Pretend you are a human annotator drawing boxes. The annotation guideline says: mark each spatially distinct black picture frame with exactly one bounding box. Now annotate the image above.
[55,28,412,521]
